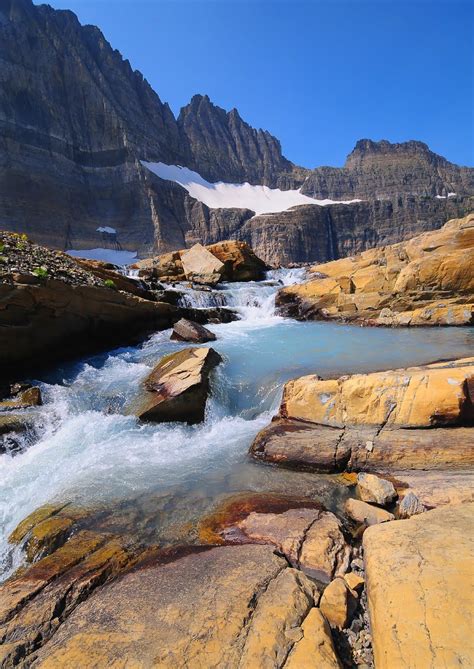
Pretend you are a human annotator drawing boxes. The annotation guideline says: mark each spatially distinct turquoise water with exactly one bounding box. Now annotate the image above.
[0,273,473,577]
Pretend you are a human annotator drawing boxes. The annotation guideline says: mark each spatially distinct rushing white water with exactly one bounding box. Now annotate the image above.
[1,267,473,579]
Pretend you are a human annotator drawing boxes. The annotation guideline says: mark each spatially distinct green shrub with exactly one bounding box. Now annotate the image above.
[104,279,116,289]
[32,266,49,279]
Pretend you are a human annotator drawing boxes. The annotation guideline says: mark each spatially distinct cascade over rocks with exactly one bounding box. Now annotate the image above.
[277,213,474,325]
[132,347,222,424]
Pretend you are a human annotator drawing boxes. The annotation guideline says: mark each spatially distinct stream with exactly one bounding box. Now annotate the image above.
[1,268,473,579]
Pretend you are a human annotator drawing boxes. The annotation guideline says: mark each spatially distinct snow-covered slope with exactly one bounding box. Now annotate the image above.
[142,162,361,214]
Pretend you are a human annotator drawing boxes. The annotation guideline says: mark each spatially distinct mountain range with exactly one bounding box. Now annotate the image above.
[1,0,473,264]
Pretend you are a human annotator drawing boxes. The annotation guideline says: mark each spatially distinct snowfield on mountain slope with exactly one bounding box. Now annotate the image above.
[142,161,362,215]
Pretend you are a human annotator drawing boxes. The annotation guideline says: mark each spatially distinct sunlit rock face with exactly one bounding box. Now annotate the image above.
[276,213,474,324]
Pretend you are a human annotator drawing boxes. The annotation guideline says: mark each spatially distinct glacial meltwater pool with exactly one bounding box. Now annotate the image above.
[1,270,473,578]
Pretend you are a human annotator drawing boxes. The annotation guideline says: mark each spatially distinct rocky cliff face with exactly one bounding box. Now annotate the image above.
[236,195,472,265]
[178,95,300,186]
[0,0,473,265]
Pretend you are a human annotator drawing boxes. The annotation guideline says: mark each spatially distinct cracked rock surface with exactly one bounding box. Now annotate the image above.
[250,357,474,474]
[29,545,330,669]
[363,503,474,669]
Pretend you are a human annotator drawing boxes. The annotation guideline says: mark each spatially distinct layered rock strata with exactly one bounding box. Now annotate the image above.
[250,357,474,473]
[1,1,473,264]
[277,213,474,325]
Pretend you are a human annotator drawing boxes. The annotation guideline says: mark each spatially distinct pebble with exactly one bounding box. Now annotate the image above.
[351,558,364,572]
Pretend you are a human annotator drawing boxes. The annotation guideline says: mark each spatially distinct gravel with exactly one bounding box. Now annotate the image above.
[0,231,106,287]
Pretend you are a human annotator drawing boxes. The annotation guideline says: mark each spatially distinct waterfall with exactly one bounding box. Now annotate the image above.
[175,268,308,322]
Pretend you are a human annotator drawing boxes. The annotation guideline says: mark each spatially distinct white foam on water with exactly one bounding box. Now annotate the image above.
[0,270,302,579]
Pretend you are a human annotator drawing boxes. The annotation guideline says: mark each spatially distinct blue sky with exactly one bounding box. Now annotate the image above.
[44,0,473,168]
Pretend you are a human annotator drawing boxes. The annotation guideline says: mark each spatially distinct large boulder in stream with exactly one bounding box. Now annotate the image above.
[180,243,225,285]
[133,347,222,424]
[170,318,216,343]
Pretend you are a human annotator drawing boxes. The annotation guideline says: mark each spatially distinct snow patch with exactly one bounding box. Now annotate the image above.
[67,248,137,266]
[96,226,117,234]
[142,161,361,215]
[436,192,457,199]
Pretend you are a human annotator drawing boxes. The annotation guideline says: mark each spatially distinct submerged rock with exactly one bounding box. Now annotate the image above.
[170,317,216,343]
[0,386,42,410]
[133,347,222,424]
[363,503,474,668]
[237,508,350,583]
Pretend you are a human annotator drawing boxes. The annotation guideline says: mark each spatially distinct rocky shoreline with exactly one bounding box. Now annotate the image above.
[0,235,264,377]
[276,213,474,326]
[0,221,473,668]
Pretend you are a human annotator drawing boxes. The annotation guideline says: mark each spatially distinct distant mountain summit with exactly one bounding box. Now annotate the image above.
[301,139,473,201]
[177,94,296,186]
[0,0,472,263]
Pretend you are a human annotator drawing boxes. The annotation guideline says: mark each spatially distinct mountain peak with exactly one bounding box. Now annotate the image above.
[345,138,449,169]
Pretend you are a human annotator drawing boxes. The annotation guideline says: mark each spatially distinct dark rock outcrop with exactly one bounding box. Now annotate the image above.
[170,318,216,343]
[177,94,300,186]
[0,232,179,375]
[239,196,473,266]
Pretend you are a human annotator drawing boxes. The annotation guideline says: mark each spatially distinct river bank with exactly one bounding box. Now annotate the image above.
[1,249,473,667]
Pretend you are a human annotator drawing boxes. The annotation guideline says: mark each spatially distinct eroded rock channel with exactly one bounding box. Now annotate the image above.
[1,229,473,668]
